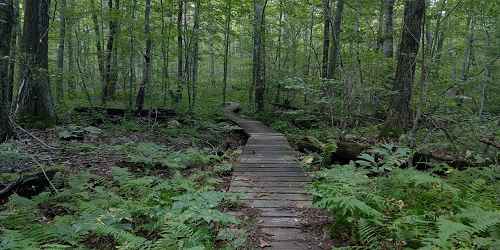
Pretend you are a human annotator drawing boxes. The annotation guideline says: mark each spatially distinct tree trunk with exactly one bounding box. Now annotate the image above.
[7,0,18,103]
[102,0,120,104]
[128,0,136,109]
[222,0,231,105]
[461,14,475,82]
[90,0,105,93]
[190,0,200,111]
[176,0,183,107]
[383,0,395,58]
[67,14,75,94]
[17,0,55,128]
[253,0,268,112]
[1,0,13,141]
[56,0,66,103]
[376,0,384,51]
[160,0,172,106]
[326,0,344,79]
[274,0,283,103]
[321,0,331,78]
[135,0,152,112]
[385,0,425,132]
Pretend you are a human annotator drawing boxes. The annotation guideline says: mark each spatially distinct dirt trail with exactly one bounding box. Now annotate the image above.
[225,103,330,250]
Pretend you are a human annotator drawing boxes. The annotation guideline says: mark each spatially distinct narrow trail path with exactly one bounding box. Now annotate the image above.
[225,104,328,250]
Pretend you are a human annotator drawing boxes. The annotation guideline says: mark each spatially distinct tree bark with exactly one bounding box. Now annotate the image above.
[90,0,105,93]
[376,0,384,52]
[160,0,172,106]
[135,0,152,112]
[1,0,13,141]
[385,0,425,132]
[128,0,136,109]
[67,13,75,94]
[321,0,331,78]
[102,0,120,104]
[56,0,66,103]
[176,0,183,107]
[7,0,18,103]
[190,0,200,111]
[17,0,55,128]
[326,0,344,79]
[222,0,231,104]
[253,0,268,112]
[383,0,395,58]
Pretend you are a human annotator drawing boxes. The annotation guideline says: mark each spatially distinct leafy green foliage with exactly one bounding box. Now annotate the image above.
[214,163,233,176]
[313,163,500,249]
[0,166,240,249]
[115,142,217,170]
[355,144,412,174]
[0,143,30,168]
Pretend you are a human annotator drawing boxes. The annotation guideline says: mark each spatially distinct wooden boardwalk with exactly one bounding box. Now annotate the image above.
[225,105,325,249]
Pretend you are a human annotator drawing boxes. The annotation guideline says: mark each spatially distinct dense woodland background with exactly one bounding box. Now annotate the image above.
[0,0,499,249]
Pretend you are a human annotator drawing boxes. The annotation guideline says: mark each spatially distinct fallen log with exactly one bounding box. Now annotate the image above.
[0,170,58,204]
[480,137,500,150]
[294,136,370,164]
[74,107,176,121]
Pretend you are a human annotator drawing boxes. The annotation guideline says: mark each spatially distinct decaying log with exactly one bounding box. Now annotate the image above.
[0,170,58,203]
[74,107,176,121]
[295,136,370,164]
[480,138,500,150]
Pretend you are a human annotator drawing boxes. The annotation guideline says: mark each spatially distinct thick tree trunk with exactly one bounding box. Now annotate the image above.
[190,0,200,111]
[222,0,231,104]
[385,0,425,132]
[90,0,105,92]
[127,0,136,109]
[17,0,55,128]
[321,0,331,78]
[176,0,183,107]
[253,0,267,112]
[135,0,152,112]
[1,0,13,141]
[102,0,120,104]
[160,0,172,106]
[326,0,344,79]
[7,0,18,103]
[383,0,395,58]
[56,0,66,103]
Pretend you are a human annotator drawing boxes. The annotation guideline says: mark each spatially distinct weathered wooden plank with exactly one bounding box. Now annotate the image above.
[260,241,321,250]
[232,192,311,200]
[257,217,302,228]
[232,176,311,182]
[231,180,309,188]
[260,228,306,241]
[233,171,306,177]
[233,167,303,172]
[238,162,301,168]
[228,207,301,217]
[229,186,308,194]
[242,199,312,208]
[239,157,296,162]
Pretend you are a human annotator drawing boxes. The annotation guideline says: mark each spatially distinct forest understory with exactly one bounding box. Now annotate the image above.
[1,0,499,249]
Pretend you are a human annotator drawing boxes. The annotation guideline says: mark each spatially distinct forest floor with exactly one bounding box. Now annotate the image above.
[1,106,499,249]
[0,107,338,249]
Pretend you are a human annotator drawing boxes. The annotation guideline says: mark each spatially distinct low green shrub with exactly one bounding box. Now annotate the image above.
[0,167,239,249]
[312,149,500,249]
